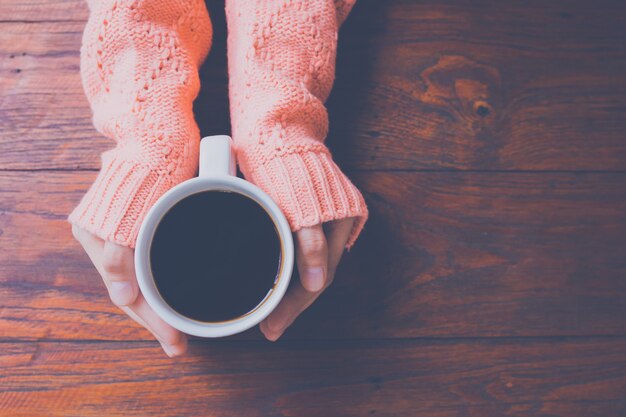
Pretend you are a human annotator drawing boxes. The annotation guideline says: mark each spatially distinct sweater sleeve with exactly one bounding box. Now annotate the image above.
[68,0,212,248]
[225,0,367,248]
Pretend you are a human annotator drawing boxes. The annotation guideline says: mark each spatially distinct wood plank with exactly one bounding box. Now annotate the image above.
[0,1,87,22]
[2,0,626,170]
[328,0,626,170]
[1,339,626,416]
[0,0,231,171]
[2,170,625,341]
[0,20,102,170]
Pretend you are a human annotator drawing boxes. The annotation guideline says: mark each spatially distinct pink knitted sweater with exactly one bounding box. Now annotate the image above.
[69,0,367,249]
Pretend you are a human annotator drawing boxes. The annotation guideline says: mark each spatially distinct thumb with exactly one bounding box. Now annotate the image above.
[295,225,328,292]
[101,241,139,306]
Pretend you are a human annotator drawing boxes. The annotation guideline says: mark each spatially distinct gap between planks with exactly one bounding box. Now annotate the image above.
[2,334,626,345]
[3,168,626,174]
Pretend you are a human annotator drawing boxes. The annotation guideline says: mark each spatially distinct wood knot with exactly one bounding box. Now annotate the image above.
[474,101,491,118]
[419,55,501,121]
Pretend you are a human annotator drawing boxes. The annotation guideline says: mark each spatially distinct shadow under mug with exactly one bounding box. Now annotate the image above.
[135,135,294,338]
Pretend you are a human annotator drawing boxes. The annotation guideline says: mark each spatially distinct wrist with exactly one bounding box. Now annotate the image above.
[239,148,368,248]
[68,144,198,247]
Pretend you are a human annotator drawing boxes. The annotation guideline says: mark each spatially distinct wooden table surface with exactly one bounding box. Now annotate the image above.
[2,1,626,416]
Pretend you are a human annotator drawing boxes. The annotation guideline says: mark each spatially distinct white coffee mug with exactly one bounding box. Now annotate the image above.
[135,135,294,338]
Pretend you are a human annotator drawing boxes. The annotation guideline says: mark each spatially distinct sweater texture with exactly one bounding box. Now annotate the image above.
[69,0,367,248]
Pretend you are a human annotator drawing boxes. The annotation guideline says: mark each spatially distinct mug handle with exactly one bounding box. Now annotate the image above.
[199,135,237,177]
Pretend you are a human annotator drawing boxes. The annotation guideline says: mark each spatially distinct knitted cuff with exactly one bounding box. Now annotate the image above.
[68,148,197,248]
[243,150,368,249]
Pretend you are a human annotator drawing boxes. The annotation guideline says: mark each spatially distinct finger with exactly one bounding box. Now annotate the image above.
[100,241,139,306]
[260,219,356,342]
[121,294,188,357]
[72,225,106,275]
[324,218,355,284]
[98,244,186,356]
[72,227,128,299]
[72,226,185,357]
[261,279,320,341]
[295,225,328,292]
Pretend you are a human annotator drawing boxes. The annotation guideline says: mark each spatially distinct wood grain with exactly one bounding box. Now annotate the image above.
[1,339,625,417]
[0,1,87,22]
[328,0,626,170]
[0,20,100,170]
[0,1,230,170]
[2,0,626,170]
[2,170,625,340]
[2,1,626,415]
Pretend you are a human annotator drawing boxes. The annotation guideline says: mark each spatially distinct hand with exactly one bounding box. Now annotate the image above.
[71,225,187,357]
[259,217,355,341]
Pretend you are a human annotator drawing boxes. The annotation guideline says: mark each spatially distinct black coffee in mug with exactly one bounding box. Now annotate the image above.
[149,191,282,323]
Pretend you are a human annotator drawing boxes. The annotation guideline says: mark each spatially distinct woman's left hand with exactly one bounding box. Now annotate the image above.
[259,217,355,341]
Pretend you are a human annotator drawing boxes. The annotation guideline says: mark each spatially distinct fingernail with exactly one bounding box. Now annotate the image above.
[267,331,282,342]
[266,316,282,333]
[264,322,282,342]
[160,342,175,358]
[110,282,133,306]
[304,267,325,292]
[161,337,187,358]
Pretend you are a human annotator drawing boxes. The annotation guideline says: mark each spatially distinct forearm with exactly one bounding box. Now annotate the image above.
[81,0,211,163]
[225,0,367,247]
[69,0,212,247]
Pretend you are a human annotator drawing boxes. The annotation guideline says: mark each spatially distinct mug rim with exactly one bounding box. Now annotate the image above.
[135,175,294,338]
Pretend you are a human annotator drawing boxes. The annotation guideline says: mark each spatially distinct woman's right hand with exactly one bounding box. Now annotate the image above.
[72,225,187,357]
